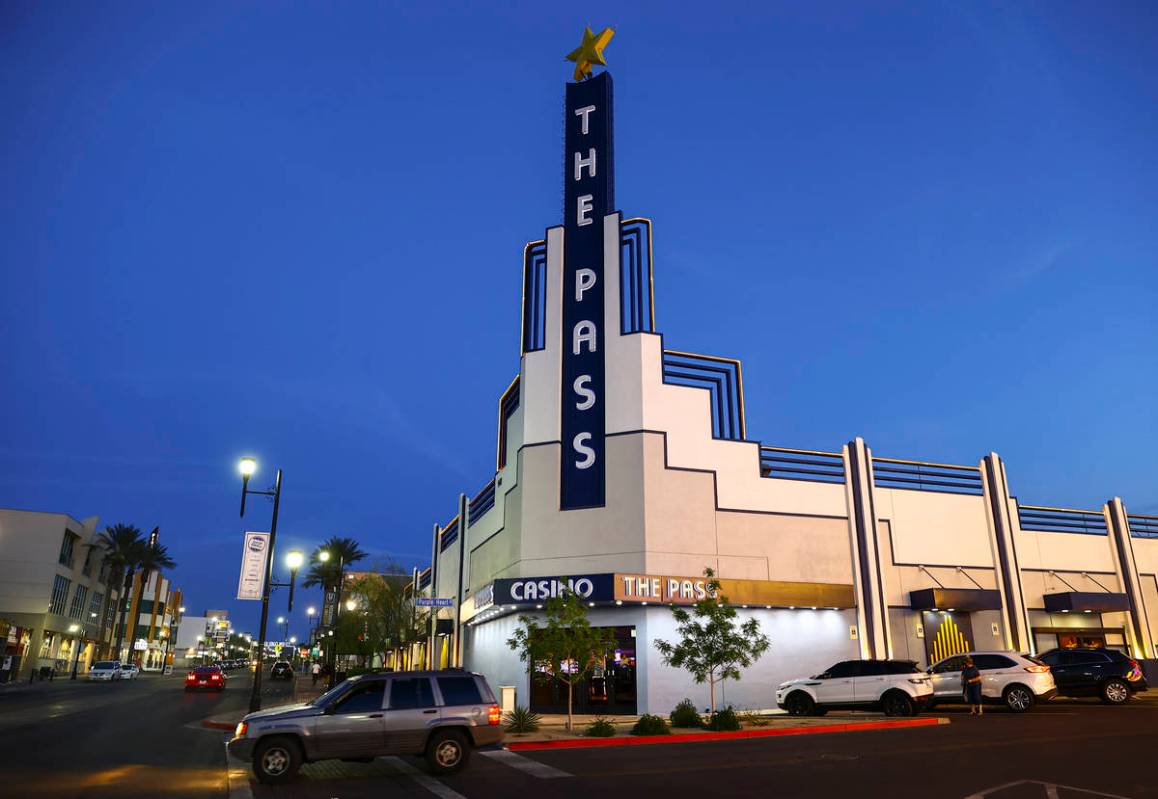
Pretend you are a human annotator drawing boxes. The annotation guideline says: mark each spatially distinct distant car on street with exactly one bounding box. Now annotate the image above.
[120,664,140,680]
[926,652,1057,712]
[228,670,503,784]
[88,660,122,681]
[185,665,227,692]
[270,661,294,681]
[777,659,933,716]
[1037,648,1148,704]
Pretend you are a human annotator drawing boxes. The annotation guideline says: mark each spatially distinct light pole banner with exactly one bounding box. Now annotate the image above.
[237,531,270,600]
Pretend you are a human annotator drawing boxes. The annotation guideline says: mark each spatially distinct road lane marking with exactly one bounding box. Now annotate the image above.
[482,749,572,778]
[963,779,1132,799]
[382,756,467,799]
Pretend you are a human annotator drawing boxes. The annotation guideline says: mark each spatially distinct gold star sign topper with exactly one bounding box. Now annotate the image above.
[566,26,614,82]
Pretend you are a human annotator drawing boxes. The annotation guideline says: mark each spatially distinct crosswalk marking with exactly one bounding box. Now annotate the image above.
[382,756,468,799]
[482,748,572,779]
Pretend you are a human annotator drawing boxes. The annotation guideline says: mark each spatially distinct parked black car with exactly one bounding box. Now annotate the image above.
[1037,648,1148,704]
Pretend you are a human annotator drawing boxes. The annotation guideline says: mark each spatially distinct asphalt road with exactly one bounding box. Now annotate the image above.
[0,669,294,798]
[248,697,1158,799]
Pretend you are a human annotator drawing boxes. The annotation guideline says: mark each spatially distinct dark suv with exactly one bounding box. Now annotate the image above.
[1037,648,1148,704]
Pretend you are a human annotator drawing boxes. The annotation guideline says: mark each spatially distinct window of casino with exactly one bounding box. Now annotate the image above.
[528,626,637,715]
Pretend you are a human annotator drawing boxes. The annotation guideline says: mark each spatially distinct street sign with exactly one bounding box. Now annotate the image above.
[236,531,270,600]
[416,598,454,608]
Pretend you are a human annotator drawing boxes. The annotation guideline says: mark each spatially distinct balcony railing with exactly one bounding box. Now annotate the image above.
[760,447,845,484]
[1018,505,1107,536]
[662,350,746,441]
[872,458,984,495]
[1128,513,1158,539]
[469,479,496,526]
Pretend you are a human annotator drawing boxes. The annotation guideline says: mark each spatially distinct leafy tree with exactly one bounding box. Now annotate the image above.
[342,570,427,669]
[127,538,176,665]
[94,523,144,660]
[653,567,770,714]
[507,588,617,731]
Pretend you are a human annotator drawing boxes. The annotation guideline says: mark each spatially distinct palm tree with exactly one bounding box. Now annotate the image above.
[302,536,369,592]
[94,524,144,660]
[127,538,176,665]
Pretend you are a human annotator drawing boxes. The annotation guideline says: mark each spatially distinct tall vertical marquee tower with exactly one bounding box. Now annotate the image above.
[410,31,1158,716]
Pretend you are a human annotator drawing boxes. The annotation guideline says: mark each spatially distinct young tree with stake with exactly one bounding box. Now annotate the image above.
[507,587,617,732]
[653,567,770,714]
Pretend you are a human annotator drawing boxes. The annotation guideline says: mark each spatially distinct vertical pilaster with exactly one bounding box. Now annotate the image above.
[979,453,1031,652]
[453,492,469,667]
[843,438,892,659]
[427,522,439,670]
[1105,498,1154,659]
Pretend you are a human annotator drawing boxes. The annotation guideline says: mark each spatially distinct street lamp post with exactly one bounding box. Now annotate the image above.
[318,550,346,688]
[69,624,83,679]
[238,457,283,714]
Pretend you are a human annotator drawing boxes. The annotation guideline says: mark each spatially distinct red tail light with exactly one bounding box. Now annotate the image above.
[1024,665,1049,673]
[186,674,196,682]
[487,705,501,726]
[210,674,221,681]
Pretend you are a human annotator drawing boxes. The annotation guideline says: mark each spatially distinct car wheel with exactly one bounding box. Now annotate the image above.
[253,736,302,784]
[784,692,815,717]
[882,691,914,717]
[1101,678,1130,705]
[425,730,470,775]
[1003,684,1034,713]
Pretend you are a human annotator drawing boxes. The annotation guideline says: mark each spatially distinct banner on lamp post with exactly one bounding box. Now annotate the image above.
[236,531,270,601]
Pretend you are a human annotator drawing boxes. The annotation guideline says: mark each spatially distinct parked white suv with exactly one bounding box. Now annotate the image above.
[88,660,122,681]
[927,652,1056,712]
[777,659,933,717]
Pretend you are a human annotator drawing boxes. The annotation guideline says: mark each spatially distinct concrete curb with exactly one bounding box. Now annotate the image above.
[203,718,238,731]
[507,716,948,751]
[224,742,254,799]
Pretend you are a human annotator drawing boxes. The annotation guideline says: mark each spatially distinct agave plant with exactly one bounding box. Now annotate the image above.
[502,705,541,734]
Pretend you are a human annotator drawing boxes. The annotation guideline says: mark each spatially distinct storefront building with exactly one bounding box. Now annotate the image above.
[0,510,122,680]
[408,56,1158,715]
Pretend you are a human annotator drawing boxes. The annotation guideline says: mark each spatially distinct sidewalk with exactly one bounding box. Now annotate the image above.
[503,710,947,747]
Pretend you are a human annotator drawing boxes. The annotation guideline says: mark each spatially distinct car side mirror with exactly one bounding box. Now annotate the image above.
[818,672,831,680]
[322,704,336,715]
[926,667,933,674]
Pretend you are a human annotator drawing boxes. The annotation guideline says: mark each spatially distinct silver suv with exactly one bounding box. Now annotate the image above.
[927,651,1057,712]
[227,670,503,783]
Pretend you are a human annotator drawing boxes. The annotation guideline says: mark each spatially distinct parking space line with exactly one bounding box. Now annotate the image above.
[223,743,254,799]
[482,749,572,778]
[382,756,467,799]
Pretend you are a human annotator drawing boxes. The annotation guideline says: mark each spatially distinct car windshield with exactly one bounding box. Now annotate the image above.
[193,667,220,674]
[309,677,360,706]
[93,661,115,669]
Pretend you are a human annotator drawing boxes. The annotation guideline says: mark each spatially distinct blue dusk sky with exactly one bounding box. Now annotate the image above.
[2,2,1156,635]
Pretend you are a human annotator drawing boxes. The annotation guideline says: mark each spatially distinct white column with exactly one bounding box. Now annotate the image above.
[1105,498,1154,659]
[979,453,1031,653]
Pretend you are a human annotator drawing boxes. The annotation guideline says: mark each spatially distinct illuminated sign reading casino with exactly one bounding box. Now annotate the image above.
[560,71,614,510]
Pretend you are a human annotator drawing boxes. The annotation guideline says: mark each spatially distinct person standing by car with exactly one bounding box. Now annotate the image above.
[963,656,983,715]
[310,661,321,686]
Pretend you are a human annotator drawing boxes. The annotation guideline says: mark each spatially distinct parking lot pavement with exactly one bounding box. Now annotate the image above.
[238,697,1158,799]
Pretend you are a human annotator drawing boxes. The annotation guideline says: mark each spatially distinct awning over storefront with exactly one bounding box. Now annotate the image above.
[909,588,1002,612]
[1043,592,1130,613]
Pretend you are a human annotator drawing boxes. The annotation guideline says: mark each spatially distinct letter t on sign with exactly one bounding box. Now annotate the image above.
[575,105,596,134]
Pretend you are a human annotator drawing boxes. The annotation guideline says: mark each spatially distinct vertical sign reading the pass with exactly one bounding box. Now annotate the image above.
[561,71,614,509]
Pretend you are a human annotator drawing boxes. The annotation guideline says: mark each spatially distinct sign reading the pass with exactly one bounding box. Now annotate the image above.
[560,71,614,510]
[416,597,455,608]
[236,531,270,601]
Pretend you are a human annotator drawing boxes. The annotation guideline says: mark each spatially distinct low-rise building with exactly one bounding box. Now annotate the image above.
[0,509,121,680]
[404,69,1158,717]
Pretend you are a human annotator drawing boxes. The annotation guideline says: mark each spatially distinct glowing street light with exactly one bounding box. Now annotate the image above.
[235,455,284,713]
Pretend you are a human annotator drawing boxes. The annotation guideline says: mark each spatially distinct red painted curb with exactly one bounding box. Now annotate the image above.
[506,717,944,751]
[202,719,239,731]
